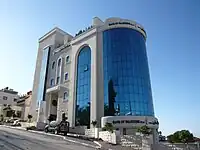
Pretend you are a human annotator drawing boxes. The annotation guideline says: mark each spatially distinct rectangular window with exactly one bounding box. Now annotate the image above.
[3,96,7,100]
[37,46,50,104]
[64,91,69,100]
[66,56,70,63]
[65,73,69,81]
[50,79,54,86]
[56,77,60,84]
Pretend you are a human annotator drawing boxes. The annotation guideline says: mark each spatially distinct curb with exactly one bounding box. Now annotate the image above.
[94,141,102,149]
[1,125,101,149]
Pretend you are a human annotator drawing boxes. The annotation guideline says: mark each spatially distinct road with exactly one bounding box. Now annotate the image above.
[0,126,96,150]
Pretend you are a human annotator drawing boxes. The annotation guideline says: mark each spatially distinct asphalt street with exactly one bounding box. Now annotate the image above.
[0,126,96,150]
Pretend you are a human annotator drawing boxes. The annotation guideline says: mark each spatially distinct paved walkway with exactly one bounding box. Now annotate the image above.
[1,125,101,149]
[0,126,96,150]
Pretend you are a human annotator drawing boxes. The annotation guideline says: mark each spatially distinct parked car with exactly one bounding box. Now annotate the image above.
[44,120,69,135]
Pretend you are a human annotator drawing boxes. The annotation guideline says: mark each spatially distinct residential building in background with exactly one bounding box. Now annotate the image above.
[31,17,158,135]
[17,91,32,121]
[0,87,20,119]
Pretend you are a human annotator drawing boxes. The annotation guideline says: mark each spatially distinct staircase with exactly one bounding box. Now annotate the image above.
[120,135,142,149]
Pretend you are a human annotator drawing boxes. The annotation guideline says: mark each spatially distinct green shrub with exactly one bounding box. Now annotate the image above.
[102,123,114,133]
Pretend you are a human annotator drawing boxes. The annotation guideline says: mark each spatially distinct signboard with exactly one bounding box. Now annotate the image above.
[101,116,159,129]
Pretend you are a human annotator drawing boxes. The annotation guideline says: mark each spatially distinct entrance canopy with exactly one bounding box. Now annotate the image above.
[46,85,68,94]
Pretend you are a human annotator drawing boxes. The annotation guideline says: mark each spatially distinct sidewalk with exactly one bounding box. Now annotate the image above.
[1,125,102,149]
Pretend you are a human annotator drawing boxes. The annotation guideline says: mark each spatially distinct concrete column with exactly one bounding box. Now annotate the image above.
[152,128,159,144]
[44,94,50,124]
[56,91,63,122]
[68,47,78,127]
[96,32,104,127]
[47,94,51,117]
[36,100,46,129]
[90,37,98,128]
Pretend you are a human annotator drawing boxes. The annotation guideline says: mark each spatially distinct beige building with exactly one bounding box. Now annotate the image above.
[0,87,20,119]
[30,17,158,134]
[17,91,32,121]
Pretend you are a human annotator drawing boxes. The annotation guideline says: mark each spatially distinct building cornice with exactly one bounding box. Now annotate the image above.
[39,27,73,43]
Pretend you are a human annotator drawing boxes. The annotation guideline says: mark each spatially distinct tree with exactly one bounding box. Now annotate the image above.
[137,125,152,136]
[179,130,194,143]
[167,130,194,143]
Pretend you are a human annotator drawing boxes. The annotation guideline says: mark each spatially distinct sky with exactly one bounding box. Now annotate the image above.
[0,0,200,136]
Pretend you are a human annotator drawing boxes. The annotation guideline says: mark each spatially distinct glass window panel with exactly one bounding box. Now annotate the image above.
[103,28,154,116]
[75,46,91,126]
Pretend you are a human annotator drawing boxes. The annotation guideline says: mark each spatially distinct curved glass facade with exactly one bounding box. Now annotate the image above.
[75,46,91,126]
[103,28,154,116]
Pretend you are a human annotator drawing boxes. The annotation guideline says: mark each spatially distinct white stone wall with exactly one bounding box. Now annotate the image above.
[31,28,71,125]
[99,130,121,144]
[85,128,102,138]
[68,27,104,127]
[30,32,56,122]
[85,128,95,138]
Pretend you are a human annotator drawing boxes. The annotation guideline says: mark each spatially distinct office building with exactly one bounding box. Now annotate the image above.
[31,17,158,132]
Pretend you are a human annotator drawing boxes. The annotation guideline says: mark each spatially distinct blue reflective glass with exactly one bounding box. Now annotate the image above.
[37,47,50,107]
[103,28,154,116]
[75,46,91,126]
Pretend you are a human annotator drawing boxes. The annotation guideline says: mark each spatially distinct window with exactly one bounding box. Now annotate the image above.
[50,79,54,86]
[52,61,55,69]
[66,55,70,63]
[58,58,61,67]
[64,72,69,81]
[103,28,154,117]
[36,46,50,106]
[56,77,60,84]
[75,46,91,126]
[13,98,17,102]
[64,91,69,100]
[3,96,7,100]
